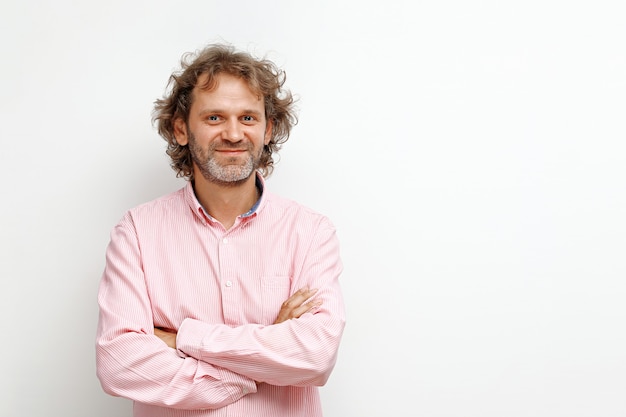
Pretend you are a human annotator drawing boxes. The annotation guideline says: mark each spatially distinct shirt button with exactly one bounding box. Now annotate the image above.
[223,238,229,244]
[225,280,233,287]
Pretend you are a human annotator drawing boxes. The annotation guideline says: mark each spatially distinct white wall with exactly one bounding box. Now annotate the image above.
[1,1,625,416]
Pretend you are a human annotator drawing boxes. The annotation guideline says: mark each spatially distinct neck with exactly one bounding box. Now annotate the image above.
[193,173,259,230]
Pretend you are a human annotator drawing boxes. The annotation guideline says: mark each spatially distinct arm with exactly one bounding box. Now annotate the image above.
[95,215,257,410]
[154,287,323,349]
[175,218,346,386]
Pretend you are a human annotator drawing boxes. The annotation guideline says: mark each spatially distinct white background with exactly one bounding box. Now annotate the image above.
[1,1,625,416]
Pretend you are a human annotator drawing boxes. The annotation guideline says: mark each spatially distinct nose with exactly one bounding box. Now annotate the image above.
[222,118,244,142]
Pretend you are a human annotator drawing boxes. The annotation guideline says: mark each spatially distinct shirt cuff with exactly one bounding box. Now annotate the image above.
[176,317,208,360]
[176,318,257,399]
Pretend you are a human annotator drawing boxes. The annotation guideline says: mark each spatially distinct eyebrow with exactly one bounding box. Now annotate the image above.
[198,108,264,117]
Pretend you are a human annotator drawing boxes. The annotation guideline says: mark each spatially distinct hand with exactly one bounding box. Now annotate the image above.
[154,327,177,349]
[273,287,322,324]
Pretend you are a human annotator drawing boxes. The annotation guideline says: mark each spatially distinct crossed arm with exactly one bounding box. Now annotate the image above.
[97,215,345,410]
[153,287,322,349]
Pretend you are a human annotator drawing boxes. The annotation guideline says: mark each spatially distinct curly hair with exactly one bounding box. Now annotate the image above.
[152,43,298,179]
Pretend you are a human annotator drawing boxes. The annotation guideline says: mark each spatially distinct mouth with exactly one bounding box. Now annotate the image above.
[216,149,248,157]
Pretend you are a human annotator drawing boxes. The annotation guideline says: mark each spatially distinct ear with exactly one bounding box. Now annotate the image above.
[264,120,273,145]
[173,117,189,146]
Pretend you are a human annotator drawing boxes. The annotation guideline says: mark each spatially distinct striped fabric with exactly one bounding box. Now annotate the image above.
[96,175,346,417]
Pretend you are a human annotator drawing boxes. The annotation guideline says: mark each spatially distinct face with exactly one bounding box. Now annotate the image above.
[174,73,272,186]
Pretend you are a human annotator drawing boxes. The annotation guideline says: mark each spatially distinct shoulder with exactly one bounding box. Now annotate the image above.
[130,188,186,215]
[263,191,323,216]
[117,187,188,228]
[261,191,336,231]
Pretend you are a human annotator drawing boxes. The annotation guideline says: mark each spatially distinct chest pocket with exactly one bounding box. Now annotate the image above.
[261,276,292,325]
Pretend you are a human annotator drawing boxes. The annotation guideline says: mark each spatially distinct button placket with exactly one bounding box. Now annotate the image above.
[218,231,239,325]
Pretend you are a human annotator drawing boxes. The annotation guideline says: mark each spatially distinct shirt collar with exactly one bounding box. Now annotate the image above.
[184,171,266,225]
[242,174,264,218]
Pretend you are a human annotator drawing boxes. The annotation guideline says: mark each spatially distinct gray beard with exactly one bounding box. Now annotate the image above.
[189,140,259,187]
[200,154,256,186]
[186,127,261,186]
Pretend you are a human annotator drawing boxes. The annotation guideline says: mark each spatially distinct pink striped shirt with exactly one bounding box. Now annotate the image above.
[96,176,346,417]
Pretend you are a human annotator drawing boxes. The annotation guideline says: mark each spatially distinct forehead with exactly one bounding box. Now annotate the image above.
[189,73,265,116]
[195,73,261,99]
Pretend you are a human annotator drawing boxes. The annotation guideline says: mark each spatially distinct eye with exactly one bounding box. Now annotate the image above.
[207,115,220,122]
[241,115,255,123]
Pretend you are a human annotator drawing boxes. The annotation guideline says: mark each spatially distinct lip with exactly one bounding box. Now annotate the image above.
[216,149,247,156]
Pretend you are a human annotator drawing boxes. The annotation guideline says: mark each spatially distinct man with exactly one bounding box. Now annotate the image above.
[96,43,346,417]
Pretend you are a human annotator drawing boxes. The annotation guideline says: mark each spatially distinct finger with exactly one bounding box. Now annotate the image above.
[281,287,318,309]
[274,288,320,324]
[289,299,323,319]
[279,298,323,323]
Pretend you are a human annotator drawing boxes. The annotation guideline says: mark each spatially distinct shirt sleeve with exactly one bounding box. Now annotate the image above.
[95,214,258,410]
[176,216,347,387]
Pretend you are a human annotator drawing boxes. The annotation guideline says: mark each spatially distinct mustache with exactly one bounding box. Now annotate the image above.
[208,141,253,151]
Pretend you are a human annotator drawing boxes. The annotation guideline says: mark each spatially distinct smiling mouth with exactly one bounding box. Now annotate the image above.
[217,149,247,155]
